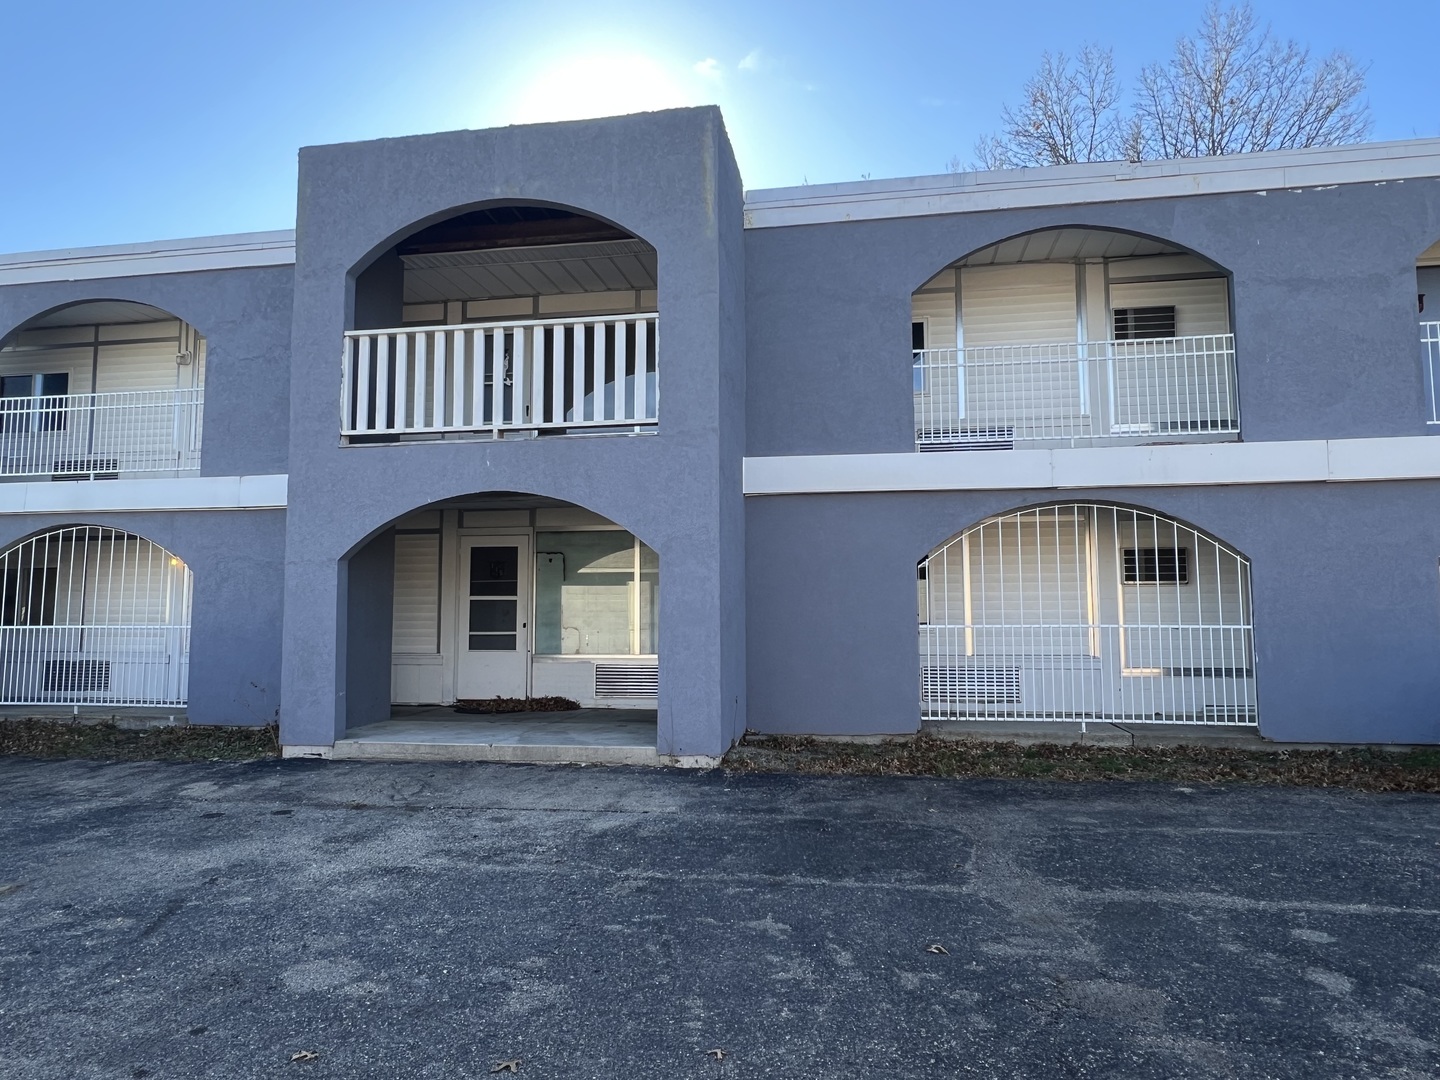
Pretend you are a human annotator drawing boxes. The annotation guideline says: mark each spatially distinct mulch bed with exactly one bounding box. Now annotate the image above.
[0,719,279,762]
[723,734,1440,793]
[453,696,581,715]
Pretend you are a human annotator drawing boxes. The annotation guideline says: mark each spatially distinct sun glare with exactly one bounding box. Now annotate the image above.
[500,50,704,125]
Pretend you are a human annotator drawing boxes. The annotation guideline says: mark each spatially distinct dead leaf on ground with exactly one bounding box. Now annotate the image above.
[926,944,950,955]
[705,1048,727,1060]
[289,1050,319,1063]
[491,1060,522,1074]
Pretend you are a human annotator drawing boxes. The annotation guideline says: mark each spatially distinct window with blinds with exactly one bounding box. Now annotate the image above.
[1113,306,1178,340]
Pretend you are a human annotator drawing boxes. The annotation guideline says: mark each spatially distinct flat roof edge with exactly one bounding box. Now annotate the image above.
[0,230,297,287]
[744,137,1440,228]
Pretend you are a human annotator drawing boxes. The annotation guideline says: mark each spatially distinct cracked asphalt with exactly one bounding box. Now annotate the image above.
[0,758,1437,1079]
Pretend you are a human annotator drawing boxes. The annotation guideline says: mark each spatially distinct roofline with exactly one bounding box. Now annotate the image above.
[743,136,1440,229]
[0,230,296,287]
[5,136,1440,282]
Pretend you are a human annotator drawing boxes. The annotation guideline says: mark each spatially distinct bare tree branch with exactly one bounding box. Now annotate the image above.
[969,2,1371,169]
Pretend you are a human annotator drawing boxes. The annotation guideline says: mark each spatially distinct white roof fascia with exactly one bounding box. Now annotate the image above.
[743,137,1440,229]
[0,230,296,287]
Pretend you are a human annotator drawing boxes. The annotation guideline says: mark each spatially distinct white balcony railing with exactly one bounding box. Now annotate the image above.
[342,314,658,438]
[1423,322,1440,424]
[0,625,189,706]
[913,333,1238,449]
[0,389,204,479]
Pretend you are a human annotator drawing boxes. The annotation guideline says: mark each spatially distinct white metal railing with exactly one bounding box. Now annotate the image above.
[342,314,658,438]
[0,625,189,706]
[0,525,192,707]
[0,389,203,478]
[913,333,1238,448]
[920,623,1257,724]
[1423,322,1440,424]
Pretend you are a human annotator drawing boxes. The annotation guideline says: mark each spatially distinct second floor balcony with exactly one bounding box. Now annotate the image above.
[0,302,205,481]
[344,204,659,445]
[914,333,1238,450]
[342,313,658,440]
[911,227,1238,452]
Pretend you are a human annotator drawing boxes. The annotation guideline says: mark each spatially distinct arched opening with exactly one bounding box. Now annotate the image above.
[1417,238,1440,424]
[342,492,659,753]
[0,301,205,480]
[343,205,658,443]
[911,227,1236,450]
[919,503,1255,725]
[0,526,192,706]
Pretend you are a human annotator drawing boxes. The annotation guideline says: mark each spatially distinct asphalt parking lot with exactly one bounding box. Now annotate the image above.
[1,758,1437,1079]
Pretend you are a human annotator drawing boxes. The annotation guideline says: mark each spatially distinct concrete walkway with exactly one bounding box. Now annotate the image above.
[333,706,659,765]
[0,760,1435,1078]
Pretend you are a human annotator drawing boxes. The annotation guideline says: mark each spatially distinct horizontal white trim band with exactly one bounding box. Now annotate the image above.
[0,474,288,514]
[744,137,1440,229]
[0,231,296,286]
[743,437,1440,495]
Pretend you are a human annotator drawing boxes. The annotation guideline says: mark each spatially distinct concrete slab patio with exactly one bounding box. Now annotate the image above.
[1,759,1437,1079]
[330,707,659,765]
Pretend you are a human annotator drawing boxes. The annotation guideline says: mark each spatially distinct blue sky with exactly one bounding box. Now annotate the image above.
[0,0,1431,252]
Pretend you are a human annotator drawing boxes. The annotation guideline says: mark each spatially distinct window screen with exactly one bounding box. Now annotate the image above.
[1113,306,1177,340]
[1123,547,1189,585]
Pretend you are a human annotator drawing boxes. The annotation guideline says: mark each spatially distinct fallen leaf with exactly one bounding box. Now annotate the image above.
[491,1060,521,1074]
[926,944,949,955]
[289,1050,319,1063]
[705,1048,727,1060]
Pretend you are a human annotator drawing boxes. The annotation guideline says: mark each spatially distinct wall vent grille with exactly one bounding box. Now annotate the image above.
[922,666,1022,704]
[595,664,658,698]
[45,659,111,693]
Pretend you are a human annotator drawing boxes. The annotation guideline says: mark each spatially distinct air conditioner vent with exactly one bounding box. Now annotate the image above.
[45,659,111,693]
[922,666,1021,704]
[917,426,1015,452]
[595,664,658,698]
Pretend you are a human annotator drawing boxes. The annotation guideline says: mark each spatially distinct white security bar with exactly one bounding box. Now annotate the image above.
[0,389,204,479]
[0,526,192,707]
[1423,322,1440,424]
[919,503,1256,725]
[342,314,659,438]
[913,333,1238,448]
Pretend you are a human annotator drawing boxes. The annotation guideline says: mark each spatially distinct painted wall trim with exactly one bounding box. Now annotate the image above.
[745,137,1440,229]
[0,231,297,286]
[0,474,289,514]
[743,437,1440,495]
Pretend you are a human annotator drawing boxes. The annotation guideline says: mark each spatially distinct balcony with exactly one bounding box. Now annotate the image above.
[342,314,658,441]
[0,388,204,480]
[913,333,1238,450]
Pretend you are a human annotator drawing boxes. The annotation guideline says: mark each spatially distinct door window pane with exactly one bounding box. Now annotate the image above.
[469,633,517,651]
[470,546,518,596]
[470,598,517,633]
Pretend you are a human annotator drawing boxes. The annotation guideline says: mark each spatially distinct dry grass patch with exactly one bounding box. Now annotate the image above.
[724,734,1440,793]
[0,719,279,762]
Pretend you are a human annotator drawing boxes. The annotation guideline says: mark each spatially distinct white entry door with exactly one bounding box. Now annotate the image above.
[455,535,531,700]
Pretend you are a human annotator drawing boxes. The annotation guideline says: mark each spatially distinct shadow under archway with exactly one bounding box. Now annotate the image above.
[335,490,660,761]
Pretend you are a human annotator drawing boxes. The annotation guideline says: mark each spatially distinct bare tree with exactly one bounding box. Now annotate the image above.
[965,2,1371,170]
[971,46,1127,170]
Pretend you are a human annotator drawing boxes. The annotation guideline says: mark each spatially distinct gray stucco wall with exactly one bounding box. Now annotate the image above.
[341,530,394,733]
[746,180,1440,457]
[0,266,294,477]
[280,108,747,757]
[0,509,286,727]
[745,483,1440,745]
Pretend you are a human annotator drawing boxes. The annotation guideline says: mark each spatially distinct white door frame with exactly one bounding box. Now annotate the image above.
[453,532,532,701]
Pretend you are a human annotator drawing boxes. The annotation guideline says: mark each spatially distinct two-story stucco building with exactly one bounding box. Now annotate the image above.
[1,106,1438,761]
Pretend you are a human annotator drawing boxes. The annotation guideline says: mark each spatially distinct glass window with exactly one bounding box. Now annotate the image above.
[534,531,659,656]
